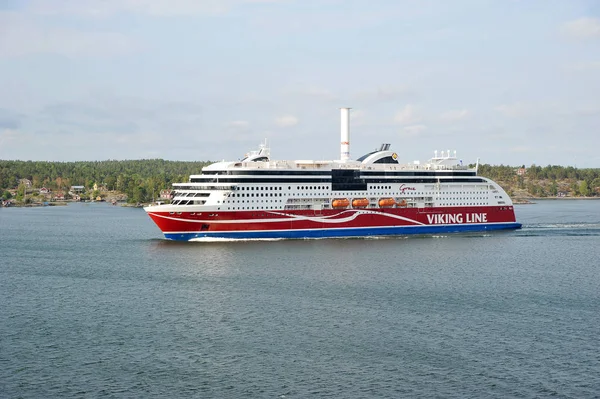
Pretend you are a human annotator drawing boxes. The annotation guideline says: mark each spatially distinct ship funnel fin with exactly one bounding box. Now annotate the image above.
[340,107,351,161]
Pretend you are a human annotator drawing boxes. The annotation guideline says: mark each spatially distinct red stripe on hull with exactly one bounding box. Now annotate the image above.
[147,206,517,234]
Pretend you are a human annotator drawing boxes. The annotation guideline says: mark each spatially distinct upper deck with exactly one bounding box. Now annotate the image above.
[201,147,472,177]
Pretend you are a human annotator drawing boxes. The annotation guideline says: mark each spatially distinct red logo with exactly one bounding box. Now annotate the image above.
[399,184,416,193]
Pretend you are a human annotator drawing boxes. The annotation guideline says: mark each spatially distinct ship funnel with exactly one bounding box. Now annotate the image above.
[340,107,351,162]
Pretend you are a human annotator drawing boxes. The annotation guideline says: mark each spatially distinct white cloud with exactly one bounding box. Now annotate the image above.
[561,17,600,40]
[249,3,425,35]
[0,11,139,58]
[510,145,531,153]
[350,109,366,121]
[0,128,21,152]
[573,105,600,116]
[394,104,421,125]
[0,108,22,129]
[401,124,427,137]
[286,86,337,101]
[566,61,600,71]
[494,103,531,118]
[227,120,250,128]
[439,109,469,122]
[274,115,298,127]
[28,96,206,152]
[27,0,286,17]
[354,86,412,103]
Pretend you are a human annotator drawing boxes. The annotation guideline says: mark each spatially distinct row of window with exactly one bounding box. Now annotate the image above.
[441,203,488,206]
[172,200,205,206]
[226,200,282,204]
[439,197,488,200]
[227,206,280,210]
[442,191,488,194]
[237,186,284,191]
[236,185,334,191]
[177,185,494,193]
[172,192,209,198]
[190,177,487,184]
[231,193,283,197]
[202,170,478,177]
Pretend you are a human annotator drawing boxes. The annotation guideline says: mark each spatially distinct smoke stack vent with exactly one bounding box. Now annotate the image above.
[340,107,351,161]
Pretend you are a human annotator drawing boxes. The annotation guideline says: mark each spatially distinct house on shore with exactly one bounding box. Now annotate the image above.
[70,185,85,193]
[93,183,107,191]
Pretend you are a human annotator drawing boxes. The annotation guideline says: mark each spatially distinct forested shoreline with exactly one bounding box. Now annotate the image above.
[0,159,211,204]
[1,159,600,204]
[474,164,600,199]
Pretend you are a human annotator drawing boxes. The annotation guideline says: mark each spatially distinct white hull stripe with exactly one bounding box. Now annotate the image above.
[161,221,512,235]
[147,209,425,226]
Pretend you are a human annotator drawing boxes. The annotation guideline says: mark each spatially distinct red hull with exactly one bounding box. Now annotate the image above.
[147,206,518,235]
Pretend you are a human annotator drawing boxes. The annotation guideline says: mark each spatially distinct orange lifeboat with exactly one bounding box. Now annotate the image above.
[352,198,369,208]
[398,199,408,207]
[378,198,396,207]
[332,198,350,208]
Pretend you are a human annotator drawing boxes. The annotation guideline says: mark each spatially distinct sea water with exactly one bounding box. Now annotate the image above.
[1,201,599,398]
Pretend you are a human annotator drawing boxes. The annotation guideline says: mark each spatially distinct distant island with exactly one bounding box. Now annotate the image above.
[475,164,600,203]
[1,159,599,206]
[0,159,209,206]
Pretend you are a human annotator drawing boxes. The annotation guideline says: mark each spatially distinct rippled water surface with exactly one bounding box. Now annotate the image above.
[1,201,599,398]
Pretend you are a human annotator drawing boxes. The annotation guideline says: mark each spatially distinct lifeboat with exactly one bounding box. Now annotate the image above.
[398,199,408,207]
[352,198,369,208]
[378,198,396,207]
[332,198,350,208]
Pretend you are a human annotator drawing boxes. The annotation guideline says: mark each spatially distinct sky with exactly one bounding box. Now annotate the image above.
[1,0,599,167]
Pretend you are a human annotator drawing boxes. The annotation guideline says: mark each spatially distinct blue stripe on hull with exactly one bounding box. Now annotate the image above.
[163,223,522,241]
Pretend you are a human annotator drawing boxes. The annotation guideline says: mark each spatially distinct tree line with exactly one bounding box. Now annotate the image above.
[2,160,600,202]
[475,163,600,197]
[475,163,600,182]
[0,159,210,203]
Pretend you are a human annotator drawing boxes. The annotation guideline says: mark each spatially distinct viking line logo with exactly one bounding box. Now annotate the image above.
[426,213,488,224]
[399,184,416,193]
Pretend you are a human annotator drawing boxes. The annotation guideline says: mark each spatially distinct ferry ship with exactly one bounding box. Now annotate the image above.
[145,108,521,240]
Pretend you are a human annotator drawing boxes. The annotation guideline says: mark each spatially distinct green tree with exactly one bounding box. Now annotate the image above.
[591,178,600,195]
[105,175,117,191]
[579,181,590,197]
[548,181,558,196]
[528,164,541,179]
[131,186,147,204]
[527,182,541,197]
[15,184,26,202]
